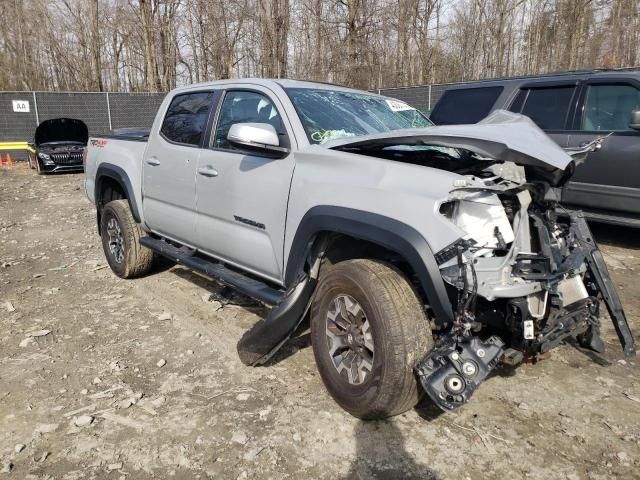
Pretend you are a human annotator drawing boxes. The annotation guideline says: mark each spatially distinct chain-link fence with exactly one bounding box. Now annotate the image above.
[0,82,458,147]
[0,91,165,143]
[376,83,456,113]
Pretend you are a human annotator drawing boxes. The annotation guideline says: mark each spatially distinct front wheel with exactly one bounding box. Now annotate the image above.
[310,259,433,419]
[100,199,154,279]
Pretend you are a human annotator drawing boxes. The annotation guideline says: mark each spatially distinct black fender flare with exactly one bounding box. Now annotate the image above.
[95,164,141,223]
[284,206,454,326]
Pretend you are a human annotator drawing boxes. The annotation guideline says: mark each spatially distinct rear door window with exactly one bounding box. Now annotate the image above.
[160,92,214,146]
[510,86,576,130]
[430,86,503,125]
[581,84,640,131]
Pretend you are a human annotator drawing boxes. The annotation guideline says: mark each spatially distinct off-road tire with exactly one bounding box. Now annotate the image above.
[100,199,154,279]
[310,258,433,419]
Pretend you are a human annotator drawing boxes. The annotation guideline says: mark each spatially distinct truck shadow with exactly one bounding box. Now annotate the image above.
[345,419,441,479]
[590,223,640,250]
[166,264,314,365]
[565,338,613,366]
[149,255,179,275]
[414,396,446,421]
[262,321,312,366]
[170,266,267,315]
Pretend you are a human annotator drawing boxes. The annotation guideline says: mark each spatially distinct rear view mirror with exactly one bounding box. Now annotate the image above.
[630,110,640,130]
[227,123,289,154]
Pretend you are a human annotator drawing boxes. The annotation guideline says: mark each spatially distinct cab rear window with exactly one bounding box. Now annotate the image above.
[430,87,503,125]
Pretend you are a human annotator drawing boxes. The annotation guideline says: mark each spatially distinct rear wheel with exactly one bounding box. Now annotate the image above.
[100,199,154,278]
[310,259,433,419]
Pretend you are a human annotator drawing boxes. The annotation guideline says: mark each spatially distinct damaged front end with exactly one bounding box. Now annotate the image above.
[417,145,635,412]
[326,111,635,412]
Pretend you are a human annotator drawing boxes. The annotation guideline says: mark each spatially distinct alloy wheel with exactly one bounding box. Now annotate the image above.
[106,217,125,264]
[325,294,375,385]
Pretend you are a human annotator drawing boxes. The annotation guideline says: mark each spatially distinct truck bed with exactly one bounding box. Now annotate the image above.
[84,135,148,211]
[103,128,150,141]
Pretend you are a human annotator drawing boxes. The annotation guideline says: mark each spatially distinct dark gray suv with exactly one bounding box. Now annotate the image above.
[430,69,640,227]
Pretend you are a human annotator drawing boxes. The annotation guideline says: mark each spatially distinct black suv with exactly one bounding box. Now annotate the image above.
[430,69,640,227]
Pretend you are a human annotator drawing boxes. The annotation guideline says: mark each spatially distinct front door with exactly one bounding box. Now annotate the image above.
[142,91,216,244]
[195,87,297,284]
[563,81,640,214]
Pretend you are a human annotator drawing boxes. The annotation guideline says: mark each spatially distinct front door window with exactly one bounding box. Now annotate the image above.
[213,91,284,150]
[581,84,640,131]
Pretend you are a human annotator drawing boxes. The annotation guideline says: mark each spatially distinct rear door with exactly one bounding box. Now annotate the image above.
[507,81,581,149]
[194,86,298,284]
[142,91,218,244]
[563,79,640,214]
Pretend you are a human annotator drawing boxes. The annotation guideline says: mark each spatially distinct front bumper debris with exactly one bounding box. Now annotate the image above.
[570,213,635,357]
[417,211,634,412]
[416,336,504,411]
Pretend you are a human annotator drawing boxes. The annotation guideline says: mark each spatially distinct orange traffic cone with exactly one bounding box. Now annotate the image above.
[6,153,13,167]
[0,154,4,168]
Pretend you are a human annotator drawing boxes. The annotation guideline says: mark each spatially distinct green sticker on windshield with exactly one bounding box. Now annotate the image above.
[311,129,358,144]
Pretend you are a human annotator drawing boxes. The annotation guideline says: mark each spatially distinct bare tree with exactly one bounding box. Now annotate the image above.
[0,0,638,92]
[259,0,290,77]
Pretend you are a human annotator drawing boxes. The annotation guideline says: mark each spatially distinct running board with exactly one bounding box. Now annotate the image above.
[139,237,283,306]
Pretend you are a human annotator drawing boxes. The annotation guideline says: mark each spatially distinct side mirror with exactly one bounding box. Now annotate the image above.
[227,123,288,154]
[630,110,640,130]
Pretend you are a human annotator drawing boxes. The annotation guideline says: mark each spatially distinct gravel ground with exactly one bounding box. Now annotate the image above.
[1,166,639,480]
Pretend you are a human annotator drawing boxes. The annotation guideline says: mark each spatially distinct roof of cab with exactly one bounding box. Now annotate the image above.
[169,78,386,97]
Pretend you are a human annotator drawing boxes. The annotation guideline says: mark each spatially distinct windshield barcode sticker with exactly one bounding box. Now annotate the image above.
[385,99,415,112]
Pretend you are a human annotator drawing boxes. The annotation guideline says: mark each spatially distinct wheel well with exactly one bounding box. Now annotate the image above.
[286,207,453,326]
[96,177,127,233]
[98,177,126,210]
[320,233,427,306]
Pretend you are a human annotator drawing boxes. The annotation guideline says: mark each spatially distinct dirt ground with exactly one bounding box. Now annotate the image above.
[1,165,639,480]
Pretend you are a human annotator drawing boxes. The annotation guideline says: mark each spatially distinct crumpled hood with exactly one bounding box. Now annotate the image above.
[35,118,88,147]
[324,110,573,174]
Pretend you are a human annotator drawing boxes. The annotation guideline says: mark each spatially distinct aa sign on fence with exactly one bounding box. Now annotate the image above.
[12,100,30,113]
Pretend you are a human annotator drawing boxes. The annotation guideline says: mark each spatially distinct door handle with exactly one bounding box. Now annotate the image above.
[197,166,219,177]
[145,157,161,166]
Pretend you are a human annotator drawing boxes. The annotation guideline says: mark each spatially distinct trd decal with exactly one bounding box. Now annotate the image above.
[90,139,108,148]
[234,215,266,230]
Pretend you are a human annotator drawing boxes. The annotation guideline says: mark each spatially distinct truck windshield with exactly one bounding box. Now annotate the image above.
[286,88,432,144]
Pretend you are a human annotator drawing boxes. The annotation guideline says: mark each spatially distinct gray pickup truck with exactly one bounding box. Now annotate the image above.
[85,79,634,419]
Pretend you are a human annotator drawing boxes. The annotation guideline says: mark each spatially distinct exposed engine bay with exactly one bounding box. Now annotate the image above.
[412,144,635,411]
